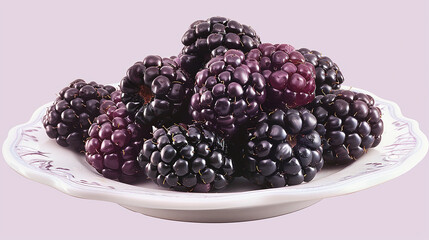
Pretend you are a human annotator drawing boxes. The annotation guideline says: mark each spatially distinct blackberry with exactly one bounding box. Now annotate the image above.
[241,109,323,188]
[43,79,116,152]
[85,90,152,183]
[297,48,345,95]
[246,43,316,109]
[189,49,266,138]
[138,124,234,192]
[120,55,192,128]
[306,90,384,165]
[179,16,261,76]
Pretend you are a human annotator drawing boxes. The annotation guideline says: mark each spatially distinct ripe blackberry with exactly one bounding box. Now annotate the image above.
[189,49,266,138]
[42,79,116,152]
[306,90,384,165]
[138,124,234,192]
[179,16,261,76]
[85,90,152,183]
[120,55,192,128]
[241,109,323,188]
[297,48,345,95]
[246,43,316,109]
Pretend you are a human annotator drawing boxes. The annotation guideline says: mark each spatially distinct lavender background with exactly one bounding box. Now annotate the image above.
[1,0,428,239]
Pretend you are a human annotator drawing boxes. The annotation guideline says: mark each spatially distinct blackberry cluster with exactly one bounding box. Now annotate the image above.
[43,79,115,152]
[120,55,192,128]
[85,90,151,183]
[297,48,345,95]
[179,16,261,76]
[246,43,316,109]
[241,109,323,188]
[138,124,234,192]
[41,16,385,192]
[189,49,266,138]
[306,90,383,165]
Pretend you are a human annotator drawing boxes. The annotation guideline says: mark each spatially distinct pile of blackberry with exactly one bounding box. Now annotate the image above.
[42,16,384,192]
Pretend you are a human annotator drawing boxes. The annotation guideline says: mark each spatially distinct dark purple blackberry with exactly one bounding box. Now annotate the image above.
[120,55,192,128]
[42,79,116,152]
[306,90,383,165]
[297,48,345,95]
[241,109,323,188]
[246,43,316,109]
[189,49,266,138]
[138,124,234,192]
[85,90,152,183]
[179,16,261,76]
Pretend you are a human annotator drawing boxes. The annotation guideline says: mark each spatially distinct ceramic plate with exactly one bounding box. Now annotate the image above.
[3,86,428,222]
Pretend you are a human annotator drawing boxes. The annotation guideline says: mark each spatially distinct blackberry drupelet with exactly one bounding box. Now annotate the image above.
[189,49,266,138]
[246,43,316,109]
[179,16,261,76]
[306,90,383,165]
[138,124,234,192]
[241,109,323,188]
[297,48,345,95]
[120,55,192,128]
[85,90,152,183]
[43,79,116,152]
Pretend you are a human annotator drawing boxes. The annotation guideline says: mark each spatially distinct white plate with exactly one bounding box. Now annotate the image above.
[2,87,428,222]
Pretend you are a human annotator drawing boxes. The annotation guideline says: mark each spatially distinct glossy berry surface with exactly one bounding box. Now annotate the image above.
[189,49,266,138]
[241,109,323,188]
[246,43,316,109]
[43,79,116,152]
[120,55,192,128]
[306,90,383,165]
[138,124,234,192]
[179,16,261,76]
[297,48,345,95]
[85,90,152,183]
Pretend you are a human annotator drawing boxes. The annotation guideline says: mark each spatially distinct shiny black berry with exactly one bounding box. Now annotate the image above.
[120,56,192,128]
[42,79,116,152]
[306,90,383,164]
[189,49,266,138]
[240,109,323,188]
[178,16,261,76]
[138,124,234,192]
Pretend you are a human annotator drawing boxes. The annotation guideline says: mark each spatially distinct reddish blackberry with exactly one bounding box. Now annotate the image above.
[85,90,152,183]
[120,55,192,128]
[43,79,116,152]
[306,90,383,165]
[241,109,323,188]
[189,49,266,138]
[246,43,316,109]
[179,16,261,76]
[297,48,345,95]
[138,124,234,192]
